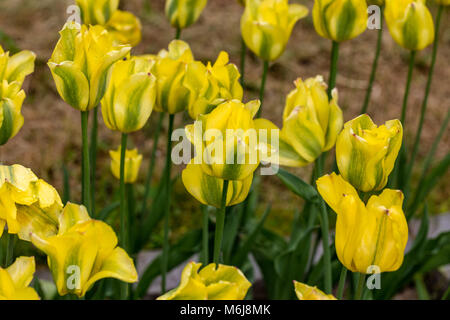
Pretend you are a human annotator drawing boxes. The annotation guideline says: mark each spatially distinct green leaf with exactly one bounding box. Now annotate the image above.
[97,201,120,221]
[276,168,319,203]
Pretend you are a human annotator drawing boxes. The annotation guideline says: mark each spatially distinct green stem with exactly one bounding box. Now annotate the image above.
[256,61,269,118]
[240,37,246,88]
[126,183,135,253]
[90,106,98,217]
[161,114,175,293]
[318,198,332,294]
[213,180,229,265]
[81,111,91,213]
[400,50,416,124]
[4,233,14,267]
[201,205,209,265]
[414,273,430,300]
[354,273,366,300]
[405,5,443,186]
[119,133,128,300]
[442,285,450,300]
[360,13,383,114]
[328,41,340,99]
[141,112,164,215]
[175,28,181,40]
[337,266,348,299]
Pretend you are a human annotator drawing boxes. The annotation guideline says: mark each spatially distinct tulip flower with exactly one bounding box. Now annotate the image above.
[31,202,138,297]
[101,57,156,133]
[241,0,309,61]
[0,81,25,146]
[254,76,343,167]
[182,162,252,208]
[0,164,63,241]
[110,147,143,184]
[152,40,195,114]
[185,51,243,119]
[0,45,36,86]
[75,0,119,25]
[165,0,208,30]
[336,114,402,192]
[157,262,251,300]
[384,0,435,51]
[313,0,368,42]
[0,257,40,300]
[294,281,337,300]
[317,173,408,273]
[185,99,261,181]
[48,23,131,111]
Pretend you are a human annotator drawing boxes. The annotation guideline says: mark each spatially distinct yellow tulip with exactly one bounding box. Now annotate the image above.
[31,202,138,297]
[0,164,63,241]
[0,45,36,86]
[182,162,252,208]
[109,146,143,184]
[241,0,309,61]
[152,40,195,114]
[101,57,156,133]
[75,0,119,25]
[185,51,243,119]
[313,0,368,42]
[0,257,40,300]
[317,173,408,273]
[254,76,343,167]
[157,262,251,300]
[48,23,131,111]
[185,99,261,181]
[384,0,435,51]
[294,281,337,300]
[336,114,402,192]
[0,80,25,145]
[165,0,208,30]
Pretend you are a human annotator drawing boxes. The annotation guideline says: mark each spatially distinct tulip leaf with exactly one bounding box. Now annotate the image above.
[222,204,244,264]
[97,201,120,221]
[276,168,319,203]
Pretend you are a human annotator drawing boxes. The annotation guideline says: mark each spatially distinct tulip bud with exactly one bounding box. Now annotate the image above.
[157,262,251,300]
[109,146,143,184]
[165,0,208,29]
[31,202,138,297]
[48,23,131,111]
[384,0,435,51]
[0,257,40,300]
[185,99,261,181]
[0,81,25,145]
[336,114,402,192]
[101,57,156,133]
[317,173,408,273]
[182,162,252,208]
[241,0,309,61]
[105,10,142,47]
[152,40,195,114]
[76,0,119,25]
[294,281,337,300]
[0,45,36,86]
[313,0,368,42]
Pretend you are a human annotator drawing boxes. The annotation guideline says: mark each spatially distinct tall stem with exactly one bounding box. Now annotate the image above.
[175,28,181,40]
[119,133,128,299]
[90,106,98,217]
[400,50,416,124]
[256,61,269,118]
[201,205,209,265]
[361,13,383,114]
[213,180,229,265]
[337,266,348,299]
[318,198,332,294]
[240,37,246,88]
[328,41,340,99]
[355,273,366,300]
[161,114,175,293]
[81,111,91,213]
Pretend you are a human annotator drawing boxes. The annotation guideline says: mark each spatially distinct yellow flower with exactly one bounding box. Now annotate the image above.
[109,146,143,184]
[157,262,251,300]
[76,0,119,25]
[317,173,408,273]
[48,23,131,111]
[0,45,36,86]
[165,0,208,29]
[185,99,261,181]
[313,0,368,42]
[294,281,337,300]
[0,257,40,300]
[384,0,435,51]
[31,202,138,297]
[152,40,195,114]
[254,76,343,167]
[0,81,25,145]
[185,51,243,119]
[241,0,308,61]
[182,162,252,208]
[101,57,156,133]
[336,114,402,192]
[0,164,63,241]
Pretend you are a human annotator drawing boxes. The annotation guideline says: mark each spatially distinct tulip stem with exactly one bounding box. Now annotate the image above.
[405,5,443,189]
[361,12,383,115]
[318,198,332,294]
[81,111,92,213]
[90,106,98,217]
[4,233,14,267]
[175,28,181,40]
[161,114,175,293]
[240,37,246,88]
[337,266,348,299]
[119,133,129,300]
[256,60,269,118]
[400,50,416,125]
[355,273,366,300]
[213,180,229,265]
[201,205,209,265]
[328,41,340,99]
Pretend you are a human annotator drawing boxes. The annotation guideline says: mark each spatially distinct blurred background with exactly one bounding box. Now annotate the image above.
[0,0,449,246]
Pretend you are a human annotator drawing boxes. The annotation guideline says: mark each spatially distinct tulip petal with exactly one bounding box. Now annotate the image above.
[6,256,35,288]
[5,50,36,85]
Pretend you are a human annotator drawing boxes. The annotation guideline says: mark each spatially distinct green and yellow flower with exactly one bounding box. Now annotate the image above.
[165,0,208,30]
[294,281,337,300]
[110,147,143,184]
[0,45,36,86]
[0,257,40,300]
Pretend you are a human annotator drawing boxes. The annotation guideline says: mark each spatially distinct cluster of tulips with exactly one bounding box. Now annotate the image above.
[0,0,448,300]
